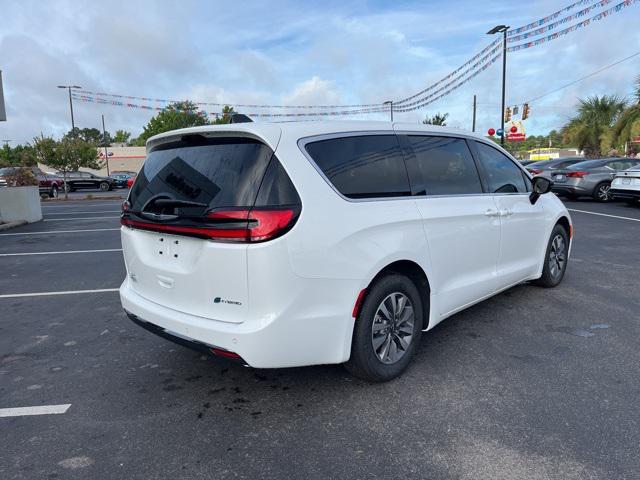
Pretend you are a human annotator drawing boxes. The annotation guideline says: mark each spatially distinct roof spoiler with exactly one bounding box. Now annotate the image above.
[229,113,253,124]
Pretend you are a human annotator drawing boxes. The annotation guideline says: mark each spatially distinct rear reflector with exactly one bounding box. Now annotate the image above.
[352,289,367,318]
[210,347,242,359]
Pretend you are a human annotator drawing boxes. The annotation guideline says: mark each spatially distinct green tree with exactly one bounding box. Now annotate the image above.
[213,105,236,124]
[135,101,210,145]
[112,129,132,145]
[422,112,449,126]
[562,95,626,157]
[0,144,37,167]
[33,136,103,199]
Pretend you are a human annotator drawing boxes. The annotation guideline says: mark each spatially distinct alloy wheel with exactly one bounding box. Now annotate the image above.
[548,234,567,280]
[597,184,611,202]
[371,292,415,364]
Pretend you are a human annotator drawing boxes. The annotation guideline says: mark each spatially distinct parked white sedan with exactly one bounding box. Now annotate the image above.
[610,166,640,205]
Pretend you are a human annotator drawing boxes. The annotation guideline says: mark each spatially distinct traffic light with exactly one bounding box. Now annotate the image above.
[504,106,511,123]
[522,103,530,120]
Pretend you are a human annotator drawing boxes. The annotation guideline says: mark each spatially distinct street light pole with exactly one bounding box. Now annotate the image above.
[57,85,82,132]
[101,114,110,176]
[487,25,509,146]
[383,101,393,122]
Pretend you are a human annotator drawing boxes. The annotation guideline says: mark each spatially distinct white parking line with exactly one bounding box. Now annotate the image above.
[42,202,123,209]
[0,249,122,257]
[568,208,640,223]
[44,210,120,215]
[0,288,120,299]
[0,228,120,237]
[44,216,120,222]
[0,404,72,418]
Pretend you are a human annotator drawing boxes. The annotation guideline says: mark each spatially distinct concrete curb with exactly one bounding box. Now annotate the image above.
[0,220,28,231]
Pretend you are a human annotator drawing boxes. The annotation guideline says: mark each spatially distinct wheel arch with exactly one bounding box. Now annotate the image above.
[362,260,431,329]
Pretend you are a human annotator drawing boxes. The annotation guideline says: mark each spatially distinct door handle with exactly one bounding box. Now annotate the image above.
[499,209,512,217]
[484,209,500,217]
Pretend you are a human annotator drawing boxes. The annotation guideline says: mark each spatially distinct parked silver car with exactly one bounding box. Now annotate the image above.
[526,157,585,178]
[550,157,640,202]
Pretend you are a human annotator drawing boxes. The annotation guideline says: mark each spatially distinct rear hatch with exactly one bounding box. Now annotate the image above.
[121,132,301,323]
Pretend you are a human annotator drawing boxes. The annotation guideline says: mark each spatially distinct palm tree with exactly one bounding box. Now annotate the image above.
[422,112,449,126]
[562,95,626,157]
[610,75,640,154]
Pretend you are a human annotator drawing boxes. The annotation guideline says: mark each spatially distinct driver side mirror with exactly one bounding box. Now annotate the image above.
[530,176,553,205]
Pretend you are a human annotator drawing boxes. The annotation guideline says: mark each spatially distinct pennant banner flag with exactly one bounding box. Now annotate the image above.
[508,0,638,52]
[508,0,614,43]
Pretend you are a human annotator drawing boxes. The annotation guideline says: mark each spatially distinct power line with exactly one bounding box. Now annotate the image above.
[524,50,640,103]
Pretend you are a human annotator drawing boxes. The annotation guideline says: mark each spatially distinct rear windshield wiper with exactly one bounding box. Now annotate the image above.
[150,199,208,209]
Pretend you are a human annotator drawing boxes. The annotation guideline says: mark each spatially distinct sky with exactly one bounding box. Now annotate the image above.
[0,0,639,145]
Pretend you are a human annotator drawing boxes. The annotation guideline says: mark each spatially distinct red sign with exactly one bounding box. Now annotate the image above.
[507,133,526,142]
[631,135,640,143]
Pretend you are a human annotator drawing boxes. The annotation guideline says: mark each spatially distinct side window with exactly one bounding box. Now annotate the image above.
[475,142,527,193]
[304,135,410,199]
[405,136,482,195]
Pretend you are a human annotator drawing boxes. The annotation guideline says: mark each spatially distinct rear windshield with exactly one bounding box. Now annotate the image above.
[569,160,606,169]
[129,136,274,212]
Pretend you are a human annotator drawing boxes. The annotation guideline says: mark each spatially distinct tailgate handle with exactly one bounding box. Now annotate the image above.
[157,275,175,289]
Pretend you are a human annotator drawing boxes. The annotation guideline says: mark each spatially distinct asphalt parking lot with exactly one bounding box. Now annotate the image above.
[1,198,639,480]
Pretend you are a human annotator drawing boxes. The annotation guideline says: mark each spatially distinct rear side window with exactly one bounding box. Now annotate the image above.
[474,142,527,193]
[304,135,410,199]
[129,136,274,212]
[405,136,482,195]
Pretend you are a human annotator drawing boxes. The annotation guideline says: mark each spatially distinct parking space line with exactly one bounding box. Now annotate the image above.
[568,208,640,223]
[44,216,120,222]
[0,288,120,299]
[0,228,120,237]
[45,210,120,215]
[0,404,72,418]
[42,204,122,209]
[0,249,122,257]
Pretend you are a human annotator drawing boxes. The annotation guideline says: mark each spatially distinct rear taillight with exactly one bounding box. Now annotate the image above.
[528,168,543,175]
[566,171,589,178]
[121,207,299,243]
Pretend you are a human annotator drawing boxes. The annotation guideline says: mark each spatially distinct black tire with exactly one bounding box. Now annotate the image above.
[345,274,424,382]
[99,182,109,192]
[534,224,569,288]
[592,182,612,202]
[49,184,58,199]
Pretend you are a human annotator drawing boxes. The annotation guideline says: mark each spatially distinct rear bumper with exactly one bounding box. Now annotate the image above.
[125,310,245,363]
[119,278,357,369]
[610,188,640,200]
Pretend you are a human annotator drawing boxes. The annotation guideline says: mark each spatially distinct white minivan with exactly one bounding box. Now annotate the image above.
[120,121,572,382]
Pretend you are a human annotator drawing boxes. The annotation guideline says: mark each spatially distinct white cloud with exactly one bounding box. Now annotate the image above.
[0,0,638,143]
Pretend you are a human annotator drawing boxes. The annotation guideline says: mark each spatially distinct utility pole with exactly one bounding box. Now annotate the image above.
[101,114,110,176]
[487,25,509,145]
[1,139,11,146]
[472,95,477,132]
[383,101,393,122]
[57,85,82,133]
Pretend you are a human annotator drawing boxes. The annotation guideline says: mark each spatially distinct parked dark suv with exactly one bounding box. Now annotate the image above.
[59,171,116,192]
